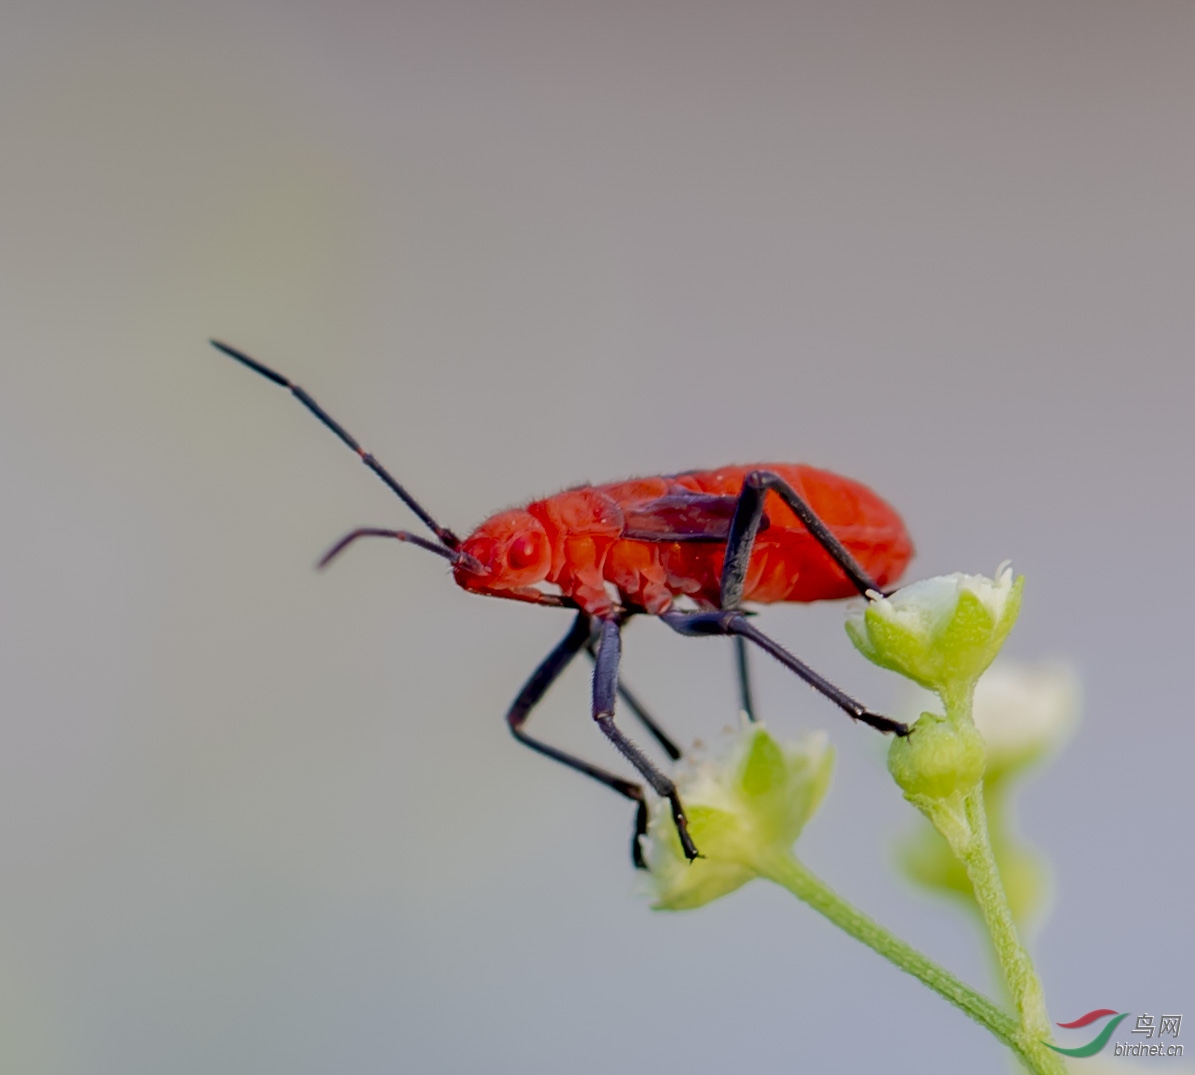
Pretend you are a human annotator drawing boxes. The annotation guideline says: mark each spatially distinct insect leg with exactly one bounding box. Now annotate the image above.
[660,610,910,736]
[507,611,652,867]
[592,618,700,861]
[584,630,682,761]
[721,470,882,608]
[734,636,757,722]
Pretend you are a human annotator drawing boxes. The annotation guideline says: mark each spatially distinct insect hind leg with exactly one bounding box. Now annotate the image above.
[660,609,909,736]
[716,469,885,726]
[720,470,882,610]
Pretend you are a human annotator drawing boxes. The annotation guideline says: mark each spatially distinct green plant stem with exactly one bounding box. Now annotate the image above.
[928,692,1064,1075]
[953,788,1064,1075]
[754,849,1050,1071]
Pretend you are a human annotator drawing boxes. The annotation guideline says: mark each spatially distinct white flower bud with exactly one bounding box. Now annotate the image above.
[642,723,833,911]
[845,564,1024,699]
[972,660,1079,775]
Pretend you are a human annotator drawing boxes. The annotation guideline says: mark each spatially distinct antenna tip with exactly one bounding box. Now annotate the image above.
[210,340,289,387]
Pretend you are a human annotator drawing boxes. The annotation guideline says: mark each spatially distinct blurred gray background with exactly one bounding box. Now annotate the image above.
[1,2,1191,1072]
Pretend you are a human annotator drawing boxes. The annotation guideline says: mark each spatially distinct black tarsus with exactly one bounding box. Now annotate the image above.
[210,340,461,549]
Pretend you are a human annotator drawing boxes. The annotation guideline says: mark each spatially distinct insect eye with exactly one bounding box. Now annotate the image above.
[507,534,541,569]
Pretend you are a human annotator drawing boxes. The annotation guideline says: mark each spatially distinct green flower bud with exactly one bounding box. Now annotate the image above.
[643,724,833,911]
[888,712,986,801]
[845,565,1024,700]
[893,662,1078,926]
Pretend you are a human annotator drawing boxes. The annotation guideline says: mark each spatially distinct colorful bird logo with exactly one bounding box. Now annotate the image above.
[1046,1009,1130,1057]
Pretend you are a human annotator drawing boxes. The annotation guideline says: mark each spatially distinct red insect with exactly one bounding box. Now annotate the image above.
[446,465,911,617]
[213,341,914,863]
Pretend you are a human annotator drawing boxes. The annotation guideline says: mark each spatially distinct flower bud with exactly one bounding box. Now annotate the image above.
[643,724,833,910]
[892,662,1078,925]
[887,712,986,802]
[972,660,1078,777]
[845,564,1024,700]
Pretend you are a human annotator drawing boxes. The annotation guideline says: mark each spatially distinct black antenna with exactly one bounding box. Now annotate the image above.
[211,341,461,549]
[317,528,481,572]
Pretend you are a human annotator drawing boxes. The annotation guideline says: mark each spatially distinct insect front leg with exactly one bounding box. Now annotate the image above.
[506,611,653,867]
[591,618,700,861]
[584,618,682,762]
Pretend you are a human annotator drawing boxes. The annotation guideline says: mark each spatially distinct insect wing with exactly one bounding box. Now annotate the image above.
[622,491,767,543]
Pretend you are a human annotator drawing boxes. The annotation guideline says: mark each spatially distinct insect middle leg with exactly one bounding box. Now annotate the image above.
[506,611,693,866]
[734,637,757,722]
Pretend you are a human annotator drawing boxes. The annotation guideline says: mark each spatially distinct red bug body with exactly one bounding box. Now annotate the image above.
[454,463,913,618]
